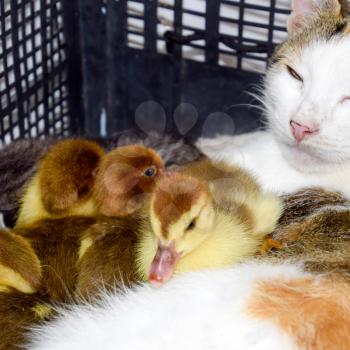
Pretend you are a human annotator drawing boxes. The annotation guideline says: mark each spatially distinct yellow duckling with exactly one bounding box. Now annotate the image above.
[137,168,282,287]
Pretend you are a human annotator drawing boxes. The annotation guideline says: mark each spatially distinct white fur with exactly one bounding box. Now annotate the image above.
[28,262,304,350]
[198,38,350,198]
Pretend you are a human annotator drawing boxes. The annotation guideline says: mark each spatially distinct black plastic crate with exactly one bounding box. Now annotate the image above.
[0,0,290,145]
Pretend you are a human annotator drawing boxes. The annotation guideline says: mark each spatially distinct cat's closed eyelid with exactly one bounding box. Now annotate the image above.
[286,65,303,82]
[340,96,350,104]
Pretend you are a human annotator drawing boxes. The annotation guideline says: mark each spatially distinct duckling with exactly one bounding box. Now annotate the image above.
[16,139,105,227]
[93,145,164,216]
[136,171,283,287]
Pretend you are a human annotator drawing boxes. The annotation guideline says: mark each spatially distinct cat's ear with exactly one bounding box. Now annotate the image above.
[287,0,342,35]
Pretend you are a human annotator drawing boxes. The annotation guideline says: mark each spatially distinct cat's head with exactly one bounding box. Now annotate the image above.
[264,0,350,172]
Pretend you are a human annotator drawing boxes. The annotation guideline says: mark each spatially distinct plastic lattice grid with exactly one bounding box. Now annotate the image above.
[126,0,290,73]
[0,0,71,146]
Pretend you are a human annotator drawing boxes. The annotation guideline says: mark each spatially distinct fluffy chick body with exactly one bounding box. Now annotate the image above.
[16,139,104,227]
[178,158,282,235]
[138,209,261,278]
[17,175,97,228]
[137,166,283,285]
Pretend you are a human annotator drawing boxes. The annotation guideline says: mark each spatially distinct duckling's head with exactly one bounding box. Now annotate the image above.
[149,173,215,287]
[94,145,164,216]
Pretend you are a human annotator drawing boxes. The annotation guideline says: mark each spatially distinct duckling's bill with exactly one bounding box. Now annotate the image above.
[148,240,181,287]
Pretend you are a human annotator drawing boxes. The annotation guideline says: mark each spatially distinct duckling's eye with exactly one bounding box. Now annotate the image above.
[286,65,303,82]
[186,219,196,231]
[144,166,157,177]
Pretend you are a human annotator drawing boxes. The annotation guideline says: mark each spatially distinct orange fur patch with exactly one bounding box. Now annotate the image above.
[247,275,350,350]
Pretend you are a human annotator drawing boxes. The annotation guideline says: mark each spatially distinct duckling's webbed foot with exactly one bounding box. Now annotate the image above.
[258,238,285,255]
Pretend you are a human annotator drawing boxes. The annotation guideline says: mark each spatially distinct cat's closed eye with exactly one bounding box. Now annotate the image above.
[340,96,350,105]
[286,65,303,83]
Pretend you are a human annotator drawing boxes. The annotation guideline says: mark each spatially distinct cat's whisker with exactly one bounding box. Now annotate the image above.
[246,90,268,111]
[225,103,265,113]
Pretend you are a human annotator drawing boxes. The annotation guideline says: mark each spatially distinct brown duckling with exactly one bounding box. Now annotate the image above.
[93,144,164,216]
[16,139,105,227]
[0,212,150,348]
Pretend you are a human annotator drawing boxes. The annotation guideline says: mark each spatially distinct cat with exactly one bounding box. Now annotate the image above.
[198,0,350,198]
[27,261,350,350]
[262,187,350,274]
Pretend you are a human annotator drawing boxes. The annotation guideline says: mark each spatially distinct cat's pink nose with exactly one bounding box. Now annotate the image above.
[290,120,318,143]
